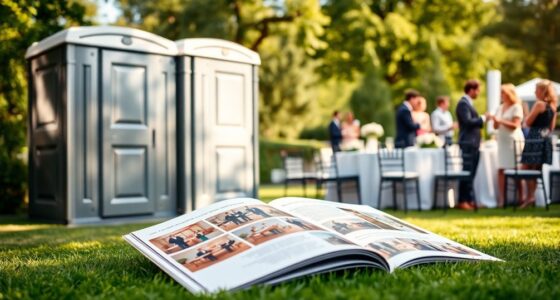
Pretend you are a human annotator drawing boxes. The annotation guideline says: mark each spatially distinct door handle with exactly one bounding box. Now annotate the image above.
[152,129,156,148]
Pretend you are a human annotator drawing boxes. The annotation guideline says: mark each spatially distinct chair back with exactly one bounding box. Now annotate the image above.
[512,138,546,171]
[552,139,560,203]
[315,147,339,178]
[282,152,305,179]
[552,140,560,165]
[444,143,476,177]
[377,143,405,174]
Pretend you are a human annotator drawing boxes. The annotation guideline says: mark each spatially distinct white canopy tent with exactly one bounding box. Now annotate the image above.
[515,78,560,102]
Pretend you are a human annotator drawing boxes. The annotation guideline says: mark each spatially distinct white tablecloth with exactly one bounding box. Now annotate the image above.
[475,138,559,207]
[327,140,558,209]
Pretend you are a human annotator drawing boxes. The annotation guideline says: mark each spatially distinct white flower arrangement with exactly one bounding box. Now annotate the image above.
[340,139,364,152]
[361,122,384,139]
[416,133,444,148]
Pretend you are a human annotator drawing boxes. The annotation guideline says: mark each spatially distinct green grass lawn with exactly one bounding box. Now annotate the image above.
[1,187,559,299]
[259,184,325,202]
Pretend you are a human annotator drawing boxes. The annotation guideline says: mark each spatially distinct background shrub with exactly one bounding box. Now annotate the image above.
[259,138,325,184]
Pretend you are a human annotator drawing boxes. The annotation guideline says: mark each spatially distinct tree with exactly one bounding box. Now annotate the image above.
[117,0,329,139]
[483,0,560,82]
[417,40,451,113]
[259,30,320,138]
[318,0,507,107]
[0,0,95,213]
[117,0,328,52]
[349,68,395,138]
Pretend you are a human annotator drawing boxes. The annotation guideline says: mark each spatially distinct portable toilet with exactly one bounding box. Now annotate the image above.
[175,39,260,212]
[26,26,178,224]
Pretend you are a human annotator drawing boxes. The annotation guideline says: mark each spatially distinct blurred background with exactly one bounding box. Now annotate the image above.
[1,0,559,212]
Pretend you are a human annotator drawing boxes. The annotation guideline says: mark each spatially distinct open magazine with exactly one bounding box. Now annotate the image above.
[124,197,500,293]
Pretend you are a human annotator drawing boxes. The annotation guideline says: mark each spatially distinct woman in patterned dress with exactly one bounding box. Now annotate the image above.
[520,80,558,208]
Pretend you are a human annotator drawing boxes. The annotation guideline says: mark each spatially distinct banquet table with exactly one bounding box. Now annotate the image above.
[327,139,559,210]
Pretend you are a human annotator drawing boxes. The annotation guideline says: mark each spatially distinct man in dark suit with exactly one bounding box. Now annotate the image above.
[455,79,492,210]
[247,206,271,218]
[328,111,343,152]
[168,235,189,249]
[395,90,421,148]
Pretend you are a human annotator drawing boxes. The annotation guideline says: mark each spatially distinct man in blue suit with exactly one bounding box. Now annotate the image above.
[455,79,492,210]
[395,90,421,148]
[328,111,343,152]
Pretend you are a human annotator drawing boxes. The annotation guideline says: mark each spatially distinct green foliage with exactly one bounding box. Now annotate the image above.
[117,0,329,139]
[0,0,95,213]
[0,158,26,214]
[299,78,359,136]
[416,44,451,113]
[110,0,553,141]
[483,0,560,83]
[1,206,559,299]
[349,68,395,138]
[259,138,324,183]
[117,0,238,41]
[299,126,329,141]
[318,0,506,109]
[259,31,320,138]
[117,0,329,53]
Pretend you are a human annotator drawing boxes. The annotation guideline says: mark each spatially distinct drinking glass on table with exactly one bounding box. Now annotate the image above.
[385,137,395,150]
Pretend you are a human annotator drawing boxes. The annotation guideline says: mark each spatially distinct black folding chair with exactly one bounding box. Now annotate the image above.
[376,144,421,213]
[433,143,478,211]
[282,152,317,197]
[504,139,549,210]
[548,141,560,204]
[315,149,362,204]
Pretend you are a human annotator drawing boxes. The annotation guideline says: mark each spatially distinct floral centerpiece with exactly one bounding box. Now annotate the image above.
[340,139,364,152]
[361,122,384,152]
[416,133,444,148]
[360,122,384,139]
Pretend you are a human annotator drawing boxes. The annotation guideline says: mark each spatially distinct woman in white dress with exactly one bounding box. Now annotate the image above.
[412,96,432,136]
[341,112,362,150]
[493,83,525,207]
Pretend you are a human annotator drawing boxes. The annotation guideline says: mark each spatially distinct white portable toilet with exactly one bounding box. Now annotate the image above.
[26,26,178,223]
[175,38,261,212]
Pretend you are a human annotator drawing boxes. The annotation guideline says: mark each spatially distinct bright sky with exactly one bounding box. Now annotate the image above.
[95,0,120,24]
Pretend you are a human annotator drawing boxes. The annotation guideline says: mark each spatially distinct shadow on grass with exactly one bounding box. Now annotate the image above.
[0,214,49,225]
[0,222,152,250]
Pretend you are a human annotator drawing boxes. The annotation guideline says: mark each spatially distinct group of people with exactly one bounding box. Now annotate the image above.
[395,90,456,148]
[328,111,361,152]
[222,207,271,226]
[396,79,557,209]
[368,238,479,260]
[285,218,315,230]
[327,78,558,210]
[223,211,252,226]
[168,230,209,250]
[195,239,237,262]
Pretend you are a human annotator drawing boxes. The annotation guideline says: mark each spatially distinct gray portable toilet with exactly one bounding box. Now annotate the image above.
[175,39,260,212]
[26,26,178,224]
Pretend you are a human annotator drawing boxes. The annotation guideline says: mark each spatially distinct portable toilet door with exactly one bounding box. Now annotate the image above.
[176,39,260,211]
[26,26,177,223]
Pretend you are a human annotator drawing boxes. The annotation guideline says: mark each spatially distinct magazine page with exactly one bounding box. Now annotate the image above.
[124,198,377,293]
[270,197,501,271]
